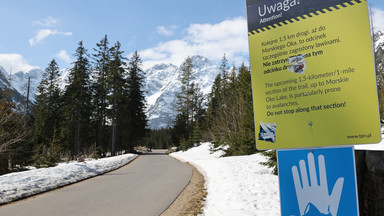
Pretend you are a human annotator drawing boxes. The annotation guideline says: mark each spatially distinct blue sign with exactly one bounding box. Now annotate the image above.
[277,147,359,216]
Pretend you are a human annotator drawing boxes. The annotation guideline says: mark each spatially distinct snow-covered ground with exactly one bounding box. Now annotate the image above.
[0,154,137,204]
[170,143,280,216]
[169,130,384,216]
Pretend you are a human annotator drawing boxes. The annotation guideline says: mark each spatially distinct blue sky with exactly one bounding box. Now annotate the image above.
[0,0,383,73]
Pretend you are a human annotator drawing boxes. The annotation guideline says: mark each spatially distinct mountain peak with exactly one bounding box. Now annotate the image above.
[189,55,212,68]
[145,55,219,129]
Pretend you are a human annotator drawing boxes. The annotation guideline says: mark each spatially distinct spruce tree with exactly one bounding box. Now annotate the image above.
[34,59,61,144]
[237,64,256,155]
[207,62,256,156]
[173,56,207,149]
[33,59,62,164]
[106,41,127,156]
[174,57,194,147]
[177,56,194,125]
[92,35,111,156]
[62,41,92,157]
[126,51,147,152]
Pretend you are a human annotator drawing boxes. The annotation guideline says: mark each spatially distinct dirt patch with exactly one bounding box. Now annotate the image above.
[161,163,206,216]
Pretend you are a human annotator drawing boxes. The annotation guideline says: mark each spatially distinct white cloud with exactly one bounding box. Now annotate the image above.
[373,8,384,31]
[56,50,71,64]
[0,54,39,74]
[33,16,59,27]
[140,17,249,69]
[157,25,177,36]
[29,29,72,46]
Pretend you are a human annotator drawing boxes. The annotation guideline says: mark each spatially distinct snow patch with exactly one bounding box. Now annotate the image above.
[0,154,137,204]
[171,143,280,216]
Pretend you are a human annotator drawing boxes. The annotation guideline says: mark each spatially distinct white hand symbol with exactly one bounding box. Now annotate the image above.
[291,152,344,216]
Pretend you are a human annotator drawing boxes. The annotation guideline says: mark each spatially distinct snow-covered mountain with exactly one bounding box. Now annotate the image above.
[8,68,43,103]
[144,55,220,129]
[0,55,220,128]
[0,66,40,108]
[0,66,70,103]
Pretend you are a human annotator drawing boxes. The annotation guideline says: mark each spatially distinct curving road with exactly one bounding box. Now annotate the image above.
[0,150,192,216]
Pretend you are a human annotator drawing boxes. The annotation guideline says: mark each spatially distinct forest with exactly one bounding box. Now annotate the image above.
[0,35,147,172]
[1,30,384,175]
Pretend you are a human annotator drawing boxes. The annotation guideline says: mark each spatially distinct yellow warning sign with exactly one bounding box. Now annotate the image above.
[246,0,381,149]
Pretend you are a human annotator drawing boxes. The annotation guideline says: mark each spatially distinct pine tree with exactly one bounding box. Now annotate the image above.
[173,56,207,149]
[207,62,256,156]
[174,57,194,146]
[190,83,205,126]
[205,73,223,139]
[92,35,111,156]
[126,51,147,152]
[33,59,62,164]
[177,56,195,124]
[237,64,256,155]
[34,59,62,144]
[219,54,230,94]
[106,41,127,156]
[62,41,92,157]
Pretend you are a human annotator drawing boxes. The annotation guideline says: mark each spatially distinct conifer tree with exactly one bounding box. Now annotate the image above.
[62,41,92,157]
[106,41,127,156]
[219,54,230,93]
[33,59,62,164]
[207,62,256,156]
[92,35,111,155]
[34,59,62,144]
[177,56,194,125]
[174,57,194,146]
[126,51,147,152]
[237,63,256,155]
[174,56,207,149]
[205,73,222,137]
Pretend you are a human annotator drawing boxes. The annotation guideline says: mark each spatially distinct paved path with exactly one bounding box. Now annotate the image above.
[0,150,192,216]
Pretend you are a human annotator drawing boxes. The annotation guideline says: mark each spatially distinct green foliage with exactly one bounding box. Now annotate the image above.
[34,59,63,159]
[62,41,92,157]
[142,128,173,149]
[207,60,256,156]
[126,51,148,152]
[260,150,278,175]
[91,35,111,156]
[34,122,62,167]
[106,41,127,156]
[173,56,206,150]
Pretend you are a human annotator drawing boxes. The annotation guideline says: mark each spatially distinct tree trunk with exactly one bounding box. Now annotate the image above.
[75,118,81,157]
[111,117,116,156]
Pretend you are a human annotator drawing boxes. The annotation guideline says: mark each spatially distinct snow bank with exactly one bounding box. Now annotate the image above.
[171,143,280,216]
[0,154,137,204]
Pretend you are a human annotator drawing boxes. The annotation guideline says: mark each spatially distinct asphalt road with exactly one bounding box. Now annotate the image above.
[0,150,192,216]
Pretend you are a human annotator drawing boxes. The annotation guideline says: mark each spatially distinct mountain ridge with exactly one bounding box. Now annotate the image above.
[0,55,221,129]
